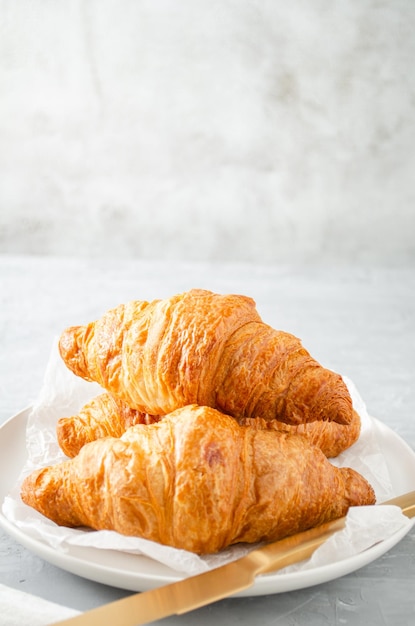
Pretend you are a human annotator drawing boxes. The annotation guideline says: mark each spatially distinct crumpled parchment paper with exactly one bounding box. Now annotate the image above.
[2,339,414,576]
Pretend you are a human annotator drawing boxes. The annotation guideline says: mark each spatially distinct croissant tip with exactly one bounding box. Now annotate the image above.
[343,467,377,507]
[20,471,40,508]
[58,325,81,356]
[334,409,354,426]
[58,325,89,377]
[56,418,79,458]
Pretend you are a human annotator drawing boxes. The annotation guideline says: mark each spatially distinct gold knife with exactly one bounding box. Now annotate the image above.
[52,491,415,626]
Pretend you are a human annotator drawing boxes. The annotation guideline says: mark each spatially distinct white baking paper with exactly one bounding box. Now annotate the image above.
[2,340,413,576]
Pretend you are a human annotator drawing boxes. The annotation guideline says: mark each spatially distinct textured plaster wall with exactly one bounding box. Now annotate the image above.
[1,0,414,264]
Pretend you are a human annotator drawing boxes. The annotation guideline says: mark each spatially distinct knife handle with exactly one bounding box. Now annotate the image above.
[250,516,347,576]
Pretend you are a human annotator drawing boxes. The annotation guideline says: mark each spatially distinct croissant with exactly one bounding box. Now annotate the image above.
[237,410,361,458]
[22,405,375,554]
[56,393,161,458]
[57,393,361,459]
[58,289,353,426]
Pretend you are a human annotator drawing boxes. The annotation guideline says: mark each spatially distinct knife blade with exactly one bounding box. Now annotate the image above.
[52,491,415,626]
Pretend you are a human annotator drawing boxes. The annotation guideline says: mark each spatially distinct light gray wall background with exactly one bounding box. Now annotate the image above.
[1,0,414,265]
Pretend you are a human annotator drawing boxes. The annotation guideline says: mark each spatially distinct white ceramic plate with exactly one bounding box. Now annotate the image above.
[1,407,415,596]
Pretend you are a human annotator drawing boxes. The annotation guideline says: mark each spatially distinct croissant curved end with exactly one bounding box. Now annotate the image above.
[342,466,376,506]
[58,325,89,379]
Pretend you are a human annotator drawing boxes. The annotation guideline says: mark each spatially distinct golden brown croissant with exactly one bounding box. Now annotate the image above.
[58,289,353,426]
[56,393,161,458]
[57,393,361,459]
[22,405,375,554]
[237,411,361,459]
